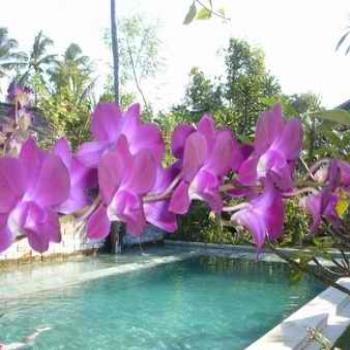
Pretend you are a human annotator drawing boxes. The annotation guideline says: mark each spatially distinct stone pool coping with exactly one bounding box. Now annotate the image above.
[246,278,350,349]
[164,239,350,260]
[164,240,350,349]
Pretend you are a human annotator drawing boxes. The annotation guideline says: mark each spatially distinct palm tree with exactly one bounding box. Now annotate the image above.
[63,43,90,68]
[0,27,26,79]
[21,31,57,83]
[336,18,350,54]
[49,43,92,94]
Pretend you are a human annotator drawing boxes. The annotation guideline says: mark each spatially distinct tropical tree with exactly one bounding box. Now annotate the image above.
[184,67,223,114]
[224,38,281,136]
[171,38,281,137]
[38,43,95,148]
[21,31,57,85]
[104,14,161,112]
[170,67,223,125]
[0,27,26,79]
[49,43,92,93]
[336,17,350,54]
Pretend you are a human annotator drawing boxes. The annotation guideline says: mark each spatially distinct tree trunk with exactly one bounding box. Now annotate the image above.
[109,0,125,254]
[111,0,119,104]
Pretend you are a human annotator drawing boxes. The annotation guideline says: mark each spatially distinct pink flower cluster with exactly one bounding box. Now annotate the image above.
[0,94,349,253]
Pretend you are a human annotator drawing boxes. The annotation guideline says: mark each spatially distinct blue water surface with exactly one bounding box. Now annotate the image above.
[0,255,323,349]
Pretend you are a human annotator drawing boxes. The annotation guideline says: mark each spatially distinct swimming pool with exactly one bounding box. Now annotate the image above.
[0,254,323,349]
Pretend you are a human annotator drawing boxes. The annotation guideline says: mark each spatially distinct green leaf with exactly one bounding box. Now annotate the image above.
[196,7,212,20]
[311,109,350,126]
[183,2,197,24]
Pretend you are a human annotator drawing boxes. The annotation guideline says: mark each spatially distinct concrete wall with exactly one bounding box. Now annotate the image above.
[0,219,165,264]
[123,225,164,246]
[0,216,103,264]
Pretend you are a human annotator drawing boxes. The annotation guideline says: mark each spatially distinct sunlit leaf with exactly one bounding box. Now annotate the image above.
[183,2,197,25]
[311,109,350,126]
[196,7,212,20]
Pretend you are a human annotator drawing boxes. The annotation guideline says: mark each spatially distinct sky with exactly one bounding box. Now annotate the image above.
[1,0,350,111]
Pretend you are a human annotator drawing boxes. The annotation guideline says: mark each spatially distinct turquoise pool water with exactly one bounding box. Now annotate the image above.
[0,255,323,349]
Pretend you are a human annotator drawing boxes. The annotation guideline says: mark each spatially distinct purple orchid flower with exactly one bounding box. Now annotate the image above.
[169,115,234,214]
[327,159,350,189]
[0,138,70,252]
[87,136,157,239]
[54,138,95,214]
[231,181,284,248]
[7,81,32,110]
[237,104,303,191]
[300,159,349,232]
[77,103,164,169]
[6,81,33,123]
[300,191,339,233]
[144,165,179,232]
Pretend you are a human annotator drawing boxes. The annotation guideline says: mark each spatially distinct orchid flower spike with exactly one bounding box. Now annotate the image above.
[237,104,303,192]
[169,114,234,214]
[0,138,70,252]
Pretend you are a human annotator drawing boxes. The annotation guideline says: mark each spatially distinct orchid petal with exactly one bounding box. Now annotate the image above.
[128,123,165,162]
[22,203,61,252]
[197,114,216,148]
[171,124,195,159]
[338,160,350,186]
[272,118,303,160]
[169,181,191,214]
[0,215,12,252]
[126,150,156,194]
[123,103,140,121]
[232,183,284,248]
[54,138,72,169]
[98,150,123,204]
[144,201,177,232]
[232,208,266,248]
[87,205,111,239]
[192,170,222,212]
[254,104,285,154]
[232,140,250,172]
[237,156,259,186]
[91,103,121,142]
[300,193,322,232]
[182,132,207,181]
[19,138,44,189]
[0,157,25,213]
[144,166,179,232]
[31,154,70,207]
[109,191,146,236]
[205,130,233,176]
[76,141,109,168]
